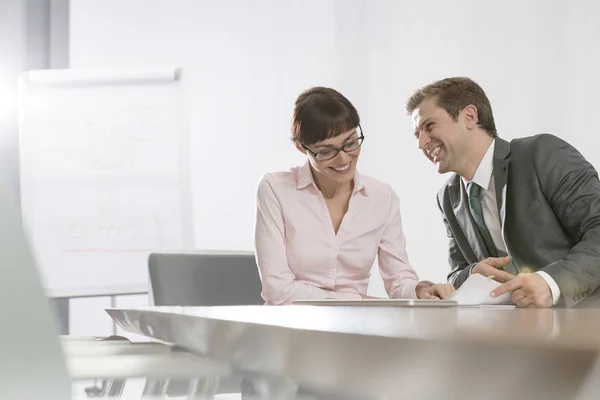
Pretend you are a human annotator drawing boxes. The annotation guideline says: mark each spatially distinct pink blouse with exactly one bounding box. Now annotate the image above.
[254,161,419,305]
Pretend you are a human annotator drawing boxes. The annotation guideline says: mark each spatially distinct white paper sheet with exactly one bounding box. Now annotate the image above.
[450,273,513,306]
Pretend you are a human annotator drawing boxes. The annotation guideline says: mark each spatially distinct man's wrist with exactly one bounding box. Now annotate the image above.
[535,271,561,306]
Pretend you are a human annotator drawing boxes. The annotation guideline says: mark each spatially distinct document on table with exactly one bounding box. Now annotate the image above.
[449,273,514,306]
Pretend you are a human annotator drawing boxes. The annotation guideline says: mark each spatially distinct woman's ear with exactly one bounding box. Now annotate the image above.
[295,141,307,154]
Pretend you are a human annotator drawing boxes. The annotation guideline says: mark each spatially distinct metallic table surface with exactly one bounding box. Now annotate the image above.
[107,305,600,400]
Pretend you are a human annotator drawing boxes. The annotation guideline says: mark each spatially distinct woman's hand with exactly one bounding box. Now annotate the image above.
[416,281,455,300]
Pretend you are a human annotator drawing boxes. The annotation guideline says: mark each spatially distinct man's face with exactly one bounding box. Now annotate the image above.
[411,96,466,174]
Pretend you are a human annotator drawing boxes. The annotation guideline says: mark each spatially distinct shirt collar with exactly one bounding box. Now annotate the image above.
[462,139,495,190]
[296,160,367,195]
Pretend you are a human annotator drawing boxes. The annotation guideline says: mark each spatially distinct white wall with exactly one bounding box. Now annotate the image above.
[71,0,344,250]
[68,0,600,295]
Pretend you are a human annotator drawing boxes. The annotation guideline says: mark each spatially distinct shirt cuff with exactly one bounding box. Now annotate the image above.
[536,271,561,306]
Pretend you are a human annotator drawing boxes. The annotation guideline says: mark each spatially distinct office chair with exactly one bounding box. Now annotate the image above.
[148,251,264,306]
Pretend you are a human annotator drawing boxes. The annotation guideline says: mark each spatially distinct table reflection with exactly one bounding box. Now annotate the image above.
[71,374,372,400]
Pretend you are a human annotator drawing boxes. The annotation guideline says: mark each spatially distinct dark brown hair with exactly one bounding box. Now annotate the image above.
[406,77,497,137]
[291,87,360,145]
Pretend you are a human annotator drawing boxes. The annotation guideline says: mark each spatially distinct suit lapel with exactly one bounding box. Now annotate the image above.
[493,138,511,229]
[448,177,489,259]
[492,137,519,273]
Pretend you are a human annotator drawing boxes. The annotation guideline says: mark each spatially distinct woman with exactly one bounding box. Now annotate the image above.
[254,86,454,305]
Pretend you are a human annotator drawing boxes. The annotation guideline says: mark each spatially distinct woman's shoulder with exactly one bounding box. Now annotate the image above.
[257,166,301,192]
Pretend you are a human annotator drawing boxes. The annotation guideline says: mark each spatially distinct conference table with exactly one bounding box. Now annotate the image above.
[104,305,600,400]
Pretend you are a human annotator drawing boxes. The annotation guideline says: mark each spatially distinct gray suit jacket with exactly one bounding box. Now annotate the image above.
[438,134,600,307]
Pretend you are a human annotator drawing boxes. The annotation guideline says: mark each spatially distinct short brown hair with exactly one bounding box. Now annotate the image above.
[291,87,360,145]
[406,77,497,137]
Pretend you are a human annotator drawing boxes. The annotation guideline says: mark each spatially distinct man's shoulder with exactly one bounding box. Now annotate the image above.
[510,133,565,152]
[509,133,582,168]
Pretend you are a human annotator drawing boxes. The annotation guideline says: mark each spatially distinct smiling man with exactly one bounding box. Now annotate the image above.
[406,77,600,308]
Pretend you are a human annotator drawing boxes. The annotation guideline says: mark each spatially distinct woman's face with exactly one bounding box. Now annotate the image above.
[298,126,363,186]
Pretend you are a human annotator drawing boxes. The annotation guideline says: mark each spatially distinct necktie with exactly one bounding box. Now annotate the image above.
[467,182,497,257]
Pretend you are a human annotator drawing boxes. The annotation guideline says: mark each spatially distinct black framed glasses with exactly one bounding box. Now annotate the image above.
[301,125,365,161]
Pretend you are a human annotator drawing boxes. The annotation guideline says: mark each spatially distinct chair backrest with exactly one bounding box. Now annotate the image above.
[148,251,264,306]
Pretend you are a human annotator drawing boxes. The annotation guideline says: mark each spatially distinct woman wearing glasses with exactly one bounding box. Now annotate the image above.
[254,86,454,305]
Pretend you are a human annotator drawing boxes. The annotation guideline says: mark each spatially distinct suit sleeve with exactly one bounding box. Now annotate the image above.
[438,192,477,288]
[533,134,600,307]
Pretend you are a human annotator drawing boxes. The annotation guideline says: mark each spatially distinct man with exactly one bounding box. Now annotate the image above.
[406,77,600,308]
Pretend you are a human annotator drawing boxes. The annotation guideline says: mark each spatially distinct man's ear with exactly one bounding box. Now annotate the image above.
[295,141,307,154]
[462,104,479,130]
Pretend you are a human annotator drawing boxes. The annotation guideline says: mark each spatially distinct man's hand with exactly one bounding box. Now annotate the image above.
[416,282,456,300]
[491,273,553,308]
[472,256,515,283]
